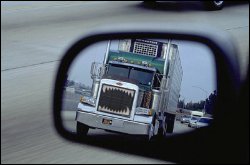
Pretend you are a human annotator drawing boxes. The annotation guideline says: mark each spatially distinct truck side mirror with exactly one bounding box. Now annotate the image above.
[53,24,241,163]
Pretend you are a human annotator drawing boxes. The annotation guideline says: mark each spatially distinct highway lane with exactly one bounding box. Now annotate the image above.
[1,1,249,164]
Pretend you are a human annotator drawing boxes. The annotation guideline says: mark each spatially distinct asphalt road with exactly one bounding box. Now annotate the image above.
[1,1,249,164]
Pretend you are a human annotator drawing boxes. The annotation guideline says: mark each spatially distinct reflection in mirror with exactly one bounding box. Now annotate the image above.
[61,38,216,141]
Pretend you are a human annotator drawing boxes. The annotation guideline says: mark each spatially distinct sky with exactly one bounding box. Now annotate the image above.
[68,39,216,103]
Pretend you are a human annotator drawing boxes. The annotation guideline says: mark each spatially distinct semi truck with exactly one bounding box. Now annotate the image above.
[76,38,183,141]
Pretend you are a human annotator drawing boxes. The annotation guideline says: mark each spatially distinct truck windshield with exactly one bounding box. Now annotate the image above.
[107,64,154,87]
[107,65,129,78]
[130,68,154,86]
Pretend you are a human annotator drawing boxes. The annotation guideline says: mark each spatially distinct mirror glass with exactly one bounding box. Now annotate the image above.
[61,38,216,140]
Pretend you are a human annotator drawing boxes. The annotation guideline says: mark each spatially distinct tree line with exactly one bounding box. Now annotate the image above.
[178,90,217,114]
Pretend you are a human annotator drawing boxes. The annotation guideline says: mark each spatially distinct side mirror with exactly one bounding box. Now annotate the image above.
[53,23,241,163]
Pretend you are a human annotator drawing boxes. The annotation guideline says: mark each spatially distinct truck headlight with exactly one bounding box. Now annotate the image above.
[80,96,96,106]
[135,107,154,116]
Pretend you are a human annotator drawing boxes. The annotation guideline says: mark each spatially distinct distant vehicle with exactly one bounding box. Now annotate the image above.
[188,116,200,127]
[190,111,204,118]
[180,115,191,124]
[204,1,224,10]
[143,1,224,10]
[196,117,213,128]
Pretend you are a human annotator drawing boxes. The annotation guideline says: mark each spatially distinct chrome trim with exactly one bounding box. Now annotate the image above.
[152,89,161,111]
[76,111,150,135]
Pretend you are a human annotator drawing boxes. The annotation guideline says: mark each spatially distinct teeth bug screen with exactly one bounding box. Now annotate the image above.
[98,84,135,117]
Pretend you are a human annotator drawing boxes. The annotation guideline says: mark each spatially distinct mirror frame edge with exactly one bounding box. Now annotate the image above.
[53,28,241,143]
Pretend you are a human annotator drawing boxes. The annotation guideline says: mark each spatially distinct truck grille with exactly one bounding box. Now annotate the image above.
[98,84,135,117]
[133,42,158,57]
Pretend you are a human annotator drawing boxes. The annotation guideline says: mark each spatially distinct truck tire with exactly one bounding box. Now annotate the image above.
[166,120,174,133]
[76,122,89,137]
[141,128,155,143]
[204,1,224,10]
[155,127,165,141]
[142,114,158,142]
[166,113,175,133]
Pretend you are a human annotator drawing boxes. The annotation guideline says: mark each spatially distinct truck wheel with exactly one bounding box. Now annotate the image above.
[141,128,155,143]
[166,120,174,133]
[166,113,175,133]
[142,114,157,142]
[76,122,89,137]
[141,135,151,143]
[155,127,165,140]
[204,1,224,10]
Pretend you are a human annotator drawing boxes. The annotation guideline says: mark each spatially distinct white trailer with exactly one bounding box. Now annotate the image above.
[191,111,204,118]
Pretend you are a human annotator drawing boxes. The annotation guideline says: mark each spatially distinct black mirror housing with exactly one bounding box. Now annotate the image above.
[53,23,242,163]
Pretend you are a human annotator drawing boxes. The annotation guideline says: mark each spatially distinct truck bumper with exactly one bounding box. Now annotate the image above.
[76,111,150,135]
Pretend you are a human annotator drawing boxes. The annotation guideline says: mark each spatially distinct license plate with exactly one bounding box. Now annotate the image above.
[102,118,112,125]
